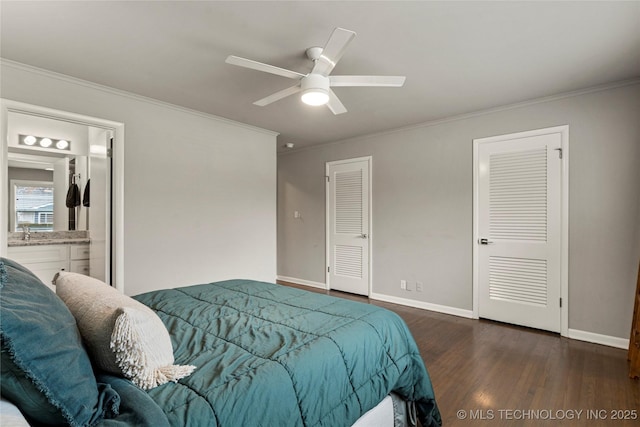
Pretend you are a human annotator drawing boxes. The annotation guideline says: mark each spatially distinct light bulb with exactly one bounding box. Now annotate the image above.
[23,135,37,145]
[39,138,53,148]
[56,140,69,149]
[301,89,329,106]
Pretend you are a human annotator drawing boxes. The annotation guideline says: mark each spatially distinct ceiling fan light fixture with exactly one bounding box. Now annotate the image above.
[301,88,329,106]
[300,73,330,106]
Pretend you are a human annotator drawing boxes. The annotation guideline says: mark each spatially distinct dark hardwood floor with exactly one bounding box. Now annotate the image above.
[277,281,640,426]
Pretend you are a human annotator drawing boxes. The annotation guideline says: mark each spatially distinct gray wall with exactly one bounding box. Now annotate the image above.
[8,167,53,183]
[278,82,640,340]
[2,61,278,296]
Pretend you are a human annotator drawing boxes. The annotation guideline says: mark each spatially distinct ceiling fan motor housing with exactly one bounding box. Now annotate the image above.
[301,73,329,92]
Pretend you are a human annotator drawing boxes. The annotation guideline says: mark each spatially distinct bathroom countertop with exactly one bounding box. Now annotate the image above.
[8,238,91,247]
[7,230,90,247]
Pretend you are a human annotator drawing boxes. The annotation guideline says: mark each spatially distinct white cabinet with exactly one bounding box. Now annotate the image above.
[70,244,91,276]
[7,244,90,289]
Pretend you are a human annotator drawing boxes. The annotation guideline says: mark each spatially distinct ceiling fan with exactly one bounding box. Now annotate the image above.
[225,27,406,115]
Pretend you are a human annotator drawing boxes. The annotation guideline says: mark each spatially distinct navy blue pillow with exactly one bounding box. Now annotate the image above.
[0,257,119,426]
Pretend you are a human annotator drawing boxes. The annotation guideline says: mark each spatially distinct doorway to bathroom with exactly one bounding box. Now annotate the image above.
[1,99,124,289]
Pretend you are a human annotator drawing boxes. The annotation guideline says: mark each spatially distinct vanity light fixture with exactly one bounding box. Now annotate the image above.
[19,134,71,151]
[23,135,37,145]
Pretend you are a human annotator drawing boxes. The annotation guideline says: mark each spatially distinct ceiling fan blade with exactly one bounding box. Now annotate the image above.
[226,55,305,80]
[253,85,302,106]
[312,28,356,76]
[330,75,406,87]
[326,89,347,115]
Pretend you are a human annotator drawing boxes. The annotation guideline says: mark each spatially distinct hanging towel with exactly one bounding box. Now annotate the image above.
[66,183,81,208]
[83,179,91,207]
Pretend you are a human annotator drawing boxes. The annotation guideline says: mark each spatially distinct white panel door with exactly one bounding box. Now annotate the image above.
[477,131,563,332]
[88,128,111,283]
[327,158,370,295]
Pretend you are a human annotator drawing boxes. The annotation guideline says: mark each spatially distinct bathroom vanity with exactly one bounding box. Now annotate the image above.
[7,231,90,289]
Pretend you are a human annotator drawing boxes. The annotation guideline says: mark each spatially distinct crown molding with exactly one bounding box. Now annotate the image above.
[280,77,640,156]
[0,59,279,138]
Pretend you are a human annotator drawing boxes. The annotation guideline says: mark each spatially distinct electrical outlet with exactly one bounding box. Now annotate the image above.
[400,280,407,290]
[416,281,424,292]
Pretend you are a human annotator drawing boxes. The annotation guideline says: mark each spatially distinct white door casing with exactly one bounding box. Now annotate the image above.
[326,157,371,296]
[473,126,569,334]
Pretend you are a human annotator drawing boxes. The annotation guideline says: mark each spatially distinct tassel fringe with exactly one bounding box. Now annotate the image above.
[110,311,195,390]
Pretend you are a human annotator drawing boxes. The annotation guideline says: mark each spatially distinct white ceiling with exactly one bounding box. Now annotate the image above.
[2,1,639,151]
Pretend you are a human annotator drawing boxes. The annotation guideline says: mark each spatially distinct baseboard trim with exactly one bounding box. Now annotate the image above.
[276,275,328,290]
[567,329,629,350]
[276,279,630,350]
[275,278,473,318]
[370,292,474,319]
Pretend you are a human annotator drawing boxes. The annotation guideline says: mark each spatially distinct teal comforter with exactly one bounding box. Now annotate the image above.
[132,279,441,427]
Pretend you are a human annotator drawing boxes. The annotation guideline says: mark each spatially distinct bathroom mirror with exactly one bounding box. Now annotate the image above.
[7,149,88,232]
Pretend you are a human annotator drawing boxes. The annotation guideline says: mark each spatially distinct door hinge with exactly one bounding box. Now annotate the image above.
[325,175,330,182]
[327,266,330,273]
[554,148,562,159]
[107,148,113,158]
[560,297,562,308]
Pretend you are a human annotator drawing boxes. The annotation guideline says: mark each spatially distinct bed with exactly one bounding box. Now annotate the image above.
[0,257,441,427]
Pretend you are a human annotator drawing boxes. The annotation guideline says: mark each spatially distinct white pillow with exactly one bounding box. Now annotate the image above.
[54,272,195,390]
[0,397,31,427]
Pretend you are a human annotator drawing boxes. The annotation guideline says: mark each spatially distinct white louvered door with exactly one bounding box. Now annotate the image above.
[327,158,370,295]
[477,131,562,332]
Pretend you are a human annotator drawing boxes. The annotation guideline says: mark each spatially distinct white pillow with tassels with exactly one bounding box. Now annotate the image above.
[54,272,195,390]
